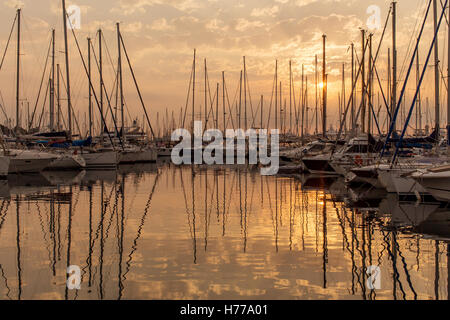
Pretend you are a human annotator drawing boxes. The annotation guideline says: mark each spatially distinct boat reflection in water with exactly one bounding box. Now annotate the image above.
[0,164,449,300]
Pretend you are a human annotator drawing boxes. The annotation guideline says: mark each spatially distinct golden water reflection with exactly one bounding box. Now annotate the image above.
[0,163,448,300]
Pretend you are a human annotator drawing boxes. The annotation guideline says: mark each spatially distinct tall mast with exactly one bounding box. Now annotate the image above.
[322,35,327,137]
[99,29,104,136]
[275,60,278,130]
[261,95,263,129]
[239,70,242,129]
[342,63,346,133]
[361,29,366,134]
[433,0,440,143]
[216,83,219,129]
[16,8,21,129]
[62,0,72,135]
[50,29,55,131]
[351,43,355,133]
[305,76,309,136]
[391,1,397,133]
[447,0,450,153]
[301,64,305,141]
[244,56,247,131]
[388,48,391,131]
[368,34,373,136]
[315,54,318,135]
[117,23,125,138]
[192,49,196,135]
[416,48,422,134]
[57,63,61,131]
[222,71,225,132]
[280,81,283,133]
[289,60,292,134]
[204,58,207,128]
[88,37,92,137]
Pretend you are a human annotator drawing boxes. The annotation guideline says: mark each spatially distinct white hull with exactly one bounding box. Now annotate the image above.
[411,168,450,201]
[6,150,57,174]
[46,154,86,170]
[82,151,118,169]
[119,148,157,164]
[378,168,426,195]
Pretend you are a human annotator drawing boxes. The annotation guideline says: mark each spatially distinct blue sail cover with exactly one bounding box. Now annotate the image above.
[72,136,92,147]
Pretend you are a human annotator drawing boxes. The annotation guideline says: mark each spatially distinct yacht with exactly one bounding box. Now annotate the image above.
[302,135,381,175]
[5,149,58,174]
[81,149,119,169]
[410,164,450,202]
[45,151,86,170]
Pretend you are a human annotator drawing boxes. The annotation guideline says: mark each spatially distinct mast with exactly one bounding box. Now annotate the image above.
[99,29,104,136]
[351,43,355,133]
[322,35,327,137]
[192,49,196,135]
[280,81,282,133]
[342,63,346,133]
[204,58,207,128]
[275,60,278,130]
[244,56,247,131]
[448,0,450,153]
[62,0,72,135]
[301,64,304,141]
[216,83,219,129]
[433,0,440,143]
[315,54,318,135]
[117,23,125,138]
[57,63,61,130]
[222,71,225,132]
[88,37,92,137]
[388,48,391,131]
[305,75,309,136]
[391,1,397,133]
[239,70,242,129]
[417,48,422,134]
[361,29,366,134]
[368,33,373,135]
[50,29,55,131]
[16,8,21,130]
[289,60,292,134]
[261,95,263,129]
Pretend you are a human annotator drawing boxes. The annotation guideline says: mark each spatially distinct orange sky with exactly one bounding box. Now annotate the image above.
[0,0,448,134]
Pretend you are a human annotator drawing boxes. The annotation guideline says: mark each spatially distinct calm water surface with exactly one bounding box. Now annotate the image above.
[0,161,449,300]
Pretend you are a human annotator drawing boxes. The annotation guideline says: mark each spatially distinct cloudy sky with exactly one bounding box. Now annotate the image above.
[0,0,447,133]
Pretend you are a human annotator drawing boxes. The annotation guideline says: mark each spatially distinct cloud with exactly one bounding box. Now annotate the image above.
[250,5,279,17]
[110,0,204,15]
[3,0,24,9]
[150,18,174,31]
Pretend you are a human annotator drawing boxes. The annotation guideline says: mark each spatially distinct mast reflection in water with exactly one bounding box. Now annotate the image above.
[0,162,449,300]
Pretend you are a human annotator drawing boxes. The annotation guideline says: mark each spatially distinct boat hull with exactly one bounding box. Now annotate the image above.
[412,172,450,202]
[46,154,86,170]
[119,148,157,164]
[82,151,118,169]
[378,168,427,195]
[301,157,336,175]
[0,156,10,178]
[7,150,57,174]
